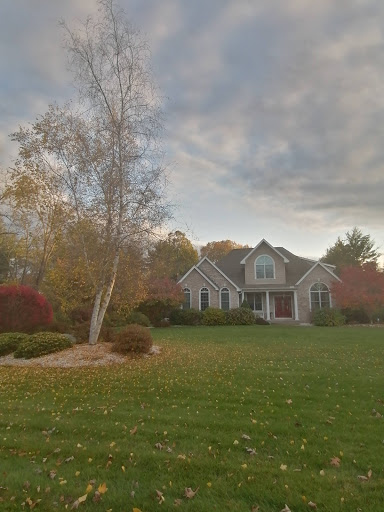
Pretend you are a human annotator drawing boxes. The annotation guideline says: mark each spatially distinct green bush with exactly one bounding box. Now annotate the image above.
[312,308,346,327]
[169,308,184,325]
[14,332,73,359]
[169,308,202,326]
[126,311,150,327]
[0,332,30,356]
[240,300,252,309]
[226,307,255,325]
[202,307,226,326]
[112,324,153,354]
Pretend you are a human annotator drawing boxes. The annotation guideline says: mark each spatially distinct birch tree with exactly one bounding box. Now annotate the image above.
[11,0,170,344]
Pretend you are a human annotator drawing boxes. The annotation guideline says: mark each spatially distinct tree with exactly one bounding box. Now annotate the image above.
[200,240,249,264]
[332,264,384,322]
[138,277,184,324]
[148,231,198,280]
[11,0,170,344]
[322,227,380,271]
[3,165,69,289]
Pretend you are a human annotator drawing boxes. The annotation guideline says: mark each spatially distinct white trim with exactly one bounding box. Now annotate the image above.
[199,287,210,311]
[240,239,289,264]
[266,290,270,320]
[293,290,299,320]
[219,287,230,310]
[178,266,219,290]
[255,254,276,280]
[295,261,341,286]
[196,256,241,291]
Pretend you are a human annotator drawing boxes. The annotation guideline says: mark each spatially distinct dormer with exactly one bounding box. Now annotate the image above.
[240,239,288,286]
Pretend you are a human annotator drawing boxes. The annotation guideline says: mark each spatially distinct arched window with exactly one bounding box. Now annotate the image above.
[199,287,210,311]
[310,282,330,310]
[220,287,230,311]
[183,288,191,310]
[255,255,274,279]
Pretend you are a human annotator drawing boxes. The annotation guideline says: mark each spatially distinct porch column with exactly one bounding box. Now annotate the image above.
[266,291,270,320]
[293,290,299,321]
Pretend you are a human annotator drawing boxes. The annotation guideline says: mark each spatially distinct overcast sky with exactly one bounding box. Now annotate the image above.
[1,0,384,261]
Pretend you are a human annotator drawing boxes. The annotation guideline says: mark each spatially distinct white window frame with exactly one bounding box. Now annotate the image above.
[199,287,210,311]
[220,287,230,311]
[255,254,275,279]
[309,282,331,311]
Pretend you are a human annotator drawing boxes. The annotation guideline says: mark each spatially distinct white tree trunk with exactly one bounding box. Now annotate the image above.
[88,250,120,345]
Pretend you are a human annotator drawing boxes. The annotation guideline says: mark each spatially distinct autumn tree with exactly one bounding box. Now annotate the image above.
[322,228,380,271]
[138,277,184,324]
[200,240,249,264]
[148,231,198,280]
[332,264,384,322]
[11,0,170,344]
[3,165,69,289]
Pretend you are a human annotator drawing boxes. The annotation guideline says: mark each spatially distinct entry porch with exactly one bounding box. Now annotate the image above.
[241,289,299,321]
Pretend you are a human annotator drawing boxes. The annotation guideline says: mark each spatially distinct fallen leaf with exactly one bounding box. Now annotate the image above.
[92,491,101,503]
[280,505,291,512]
[130,425,138,435]
[368,469,372,479]
[174,499,182,506]
[330,457,341,467]
[71,494,87,509]
[280,464,287,471]
[357,475,368,481]
[242,434,251,440]
[85,484,93,494]
[98,482,108,494]
[184,486,199,499]
[156,489,165,504]
[308,501,317,509]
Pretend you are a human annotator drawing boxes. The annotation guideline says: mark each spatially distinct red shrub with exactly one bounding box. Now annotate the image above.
[0,285,53,333]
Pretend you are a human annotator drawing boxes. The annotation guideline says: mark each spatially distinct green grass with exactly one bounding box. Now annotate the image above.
[0,325,383,511]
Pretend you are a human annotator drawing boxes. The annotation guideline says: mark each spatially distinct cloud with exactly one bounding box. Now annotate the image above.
[0,0,383,255]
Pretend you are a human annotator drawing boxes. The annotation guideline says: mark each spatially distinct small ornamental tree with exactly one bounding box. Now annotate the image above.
[0,285,53,333]
[331,265,384,323]
[138,278,184,324]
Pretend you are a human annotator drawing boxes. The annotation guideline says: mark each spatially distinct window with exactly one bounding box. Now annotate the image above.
[245,292,263,311]
[200,287,210,311]
[255,255,274,279]
[183,288,191,310]
[220,287,230,311]
[310,282,330,310]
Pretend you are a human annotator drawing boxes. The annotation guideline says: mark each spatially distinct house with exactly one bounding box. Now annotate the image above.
[178,239,340,323]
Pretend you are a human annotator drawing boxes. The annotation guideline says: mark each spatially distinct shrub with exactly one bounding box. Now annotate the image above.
[202,307,226,326]
[112,324,153,354]
[341,307,371,324]
[126,311,150,327]
[240,300,252,309]
[153,319,171,328]
[0,332,30,356]
[14,332,73,359]
[255,316,270,325]
[0,285,53,333]
[312,308,346,327]
[226,307,255,325]
[169,308,184,325]
[181,308,203,325]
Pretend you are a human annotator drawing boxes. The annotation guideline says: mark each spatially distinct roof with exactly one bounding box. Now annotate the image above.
[216,246,317,288]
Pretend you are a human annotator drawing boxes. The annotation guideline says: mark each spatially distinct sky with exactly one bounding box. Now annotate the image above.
[1,0,384,262]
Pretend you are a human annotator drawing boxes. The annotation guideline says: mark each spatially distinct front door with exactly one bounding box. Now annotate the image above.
[274,295,292,318]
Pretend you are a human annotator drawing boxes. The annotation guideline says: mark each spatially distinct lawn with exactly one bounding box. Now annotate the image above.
[0,325,383,511]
